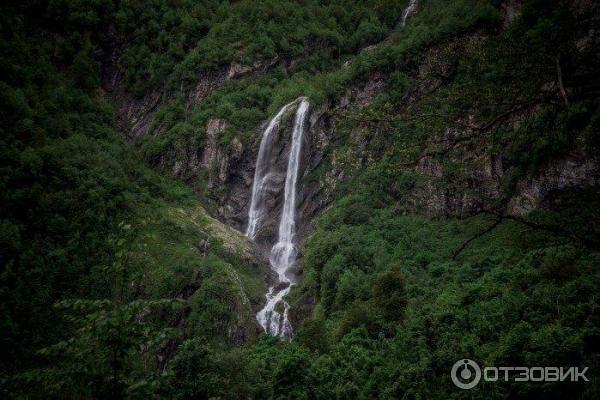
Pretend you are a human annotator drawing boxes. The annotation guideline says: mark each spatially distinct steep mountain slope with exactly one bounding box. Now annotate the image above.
[0,3,267,396]
[115,0,599,233]
[1,0,599,398]
[110,1,600,397]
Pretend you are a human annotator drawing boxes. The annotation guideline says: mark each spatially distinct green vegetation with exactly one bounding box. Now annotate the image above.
[119,0,404,96]
[1,0,599,399]
[0,2,264,397]
[281,190,600,398]
[136,0,502,179]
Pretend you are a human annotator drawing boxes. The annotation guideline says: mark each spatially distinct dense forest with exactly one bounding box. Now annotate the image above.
[1,0,599,398]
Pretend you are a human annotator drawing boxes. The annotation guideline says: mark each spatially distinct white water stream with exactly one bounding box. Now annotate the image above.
[245,102,294,239]
[247,97,309,338]
[401,0,418,26]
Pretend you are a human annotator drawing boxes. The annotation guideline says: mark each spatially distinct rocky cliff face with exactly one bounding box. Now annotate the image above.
[103,61,270,228]
[106,0,599,250]
[109,70,332,247]
[110,63,599,244]
[300,38,600,225]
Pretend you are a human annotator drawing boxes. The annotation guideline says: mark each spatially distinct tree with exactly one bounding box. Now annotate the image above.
[28,223,181,399]
[372,268,407,322]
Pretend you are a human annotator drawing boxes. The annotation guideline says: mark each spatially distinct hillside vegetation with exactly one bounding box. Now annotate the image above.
[1,0,599,399]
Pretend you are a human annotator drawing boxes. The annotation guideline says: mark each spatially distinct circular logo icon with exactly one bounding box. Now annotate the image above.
[451,359,481,389]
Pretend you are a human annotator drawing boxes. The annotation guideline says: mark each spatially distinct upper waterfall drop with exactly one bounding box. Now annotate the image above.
[245,101,295,239]
[247,97,310,338]
[275,98,309,248]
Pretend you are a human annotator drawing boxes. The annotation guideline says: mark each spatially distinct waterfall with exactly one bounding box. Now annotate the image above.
[246,101,294,239]
[248,97,309,338]
[401,0,418,26]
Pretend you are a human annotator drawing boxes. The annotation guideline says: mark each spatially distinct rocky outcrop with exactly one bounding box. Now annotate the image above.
[111,58,281,141]
[412,140,600,218]
[184,70,228,113]
[200,118,243,189]
[124,70,228,141]
[105,55,289,232]
[227,56,280,80]
[508,154,599,215]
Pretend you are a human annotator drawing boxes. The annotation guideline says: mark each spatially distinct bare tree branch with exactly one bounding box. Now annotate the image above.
[451,217,503,259]
[451,207,599,260]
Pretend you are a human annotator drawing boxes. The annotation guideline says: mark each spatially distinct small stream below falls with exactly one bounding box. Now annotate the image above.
[246,97,309,338]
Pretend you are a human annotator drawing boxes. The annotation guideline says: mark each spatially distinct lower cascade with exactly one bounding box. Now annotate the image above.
[247,97,310,338]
